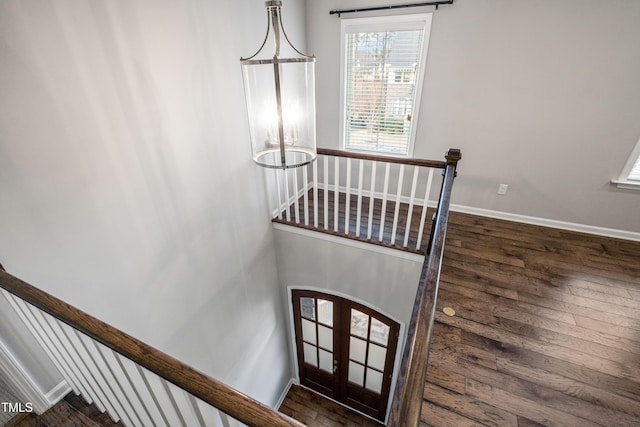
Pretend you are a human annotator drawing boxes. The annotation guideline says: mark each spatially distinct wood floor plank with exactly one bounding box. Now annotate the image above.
[429,349,639,427]
[446,314,640,390]
[514,290,640,327]
[438,286,640,369]
[495,358,640,419]
[420,401,486,427]
[568,285,639,308]
[426,213,640,427]
[437,287,640,353]
[457,325,640,401]
[440,280,578,326]
[425,359,637,427]
[425,363,467,394]
[516,415,547,427]
[465,379,602,427]
[423,382,518,426]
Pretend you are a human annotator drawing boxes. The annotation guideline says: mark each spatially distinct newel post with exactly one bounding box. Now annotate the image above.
[445,148,462,168]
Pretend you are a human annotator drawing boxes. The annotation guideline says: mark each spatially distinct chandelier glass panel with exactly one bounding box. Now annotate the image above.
[241,1,317,169]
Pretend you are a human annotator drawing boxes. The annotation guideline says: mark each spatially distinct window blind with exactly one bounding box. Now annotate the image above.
[628,156,640,181]
[343,22,426,156]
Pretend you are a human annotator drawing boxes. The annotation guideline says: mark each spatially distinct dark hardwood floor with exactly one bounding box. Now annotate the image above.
[278,190,640,426]
[424,212,640,426]
[279,384,383,427]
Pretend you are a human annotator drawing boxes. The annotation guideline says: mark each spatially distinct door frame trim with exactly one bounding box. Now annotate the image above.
[286,286,405,424]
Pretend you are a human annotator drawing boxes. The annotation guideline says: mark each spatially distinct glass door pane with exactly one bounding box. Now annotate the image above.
[292,290,399,422]
[343,304,399,421]
[292,291,339,399]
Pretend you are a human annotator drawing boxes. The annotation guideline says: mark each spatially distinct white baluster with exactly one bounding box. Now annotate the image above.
[345,158,352,235]
[323,156,329,230]
[31,307,105,411]
[283,169,291,222]
[379,163,391,242]
[303,164,309,226]
[73,331,130,425]
[355,159,364,237]
[120,359,169,427]
[219,412,232,427]
[138,366,183,427]
[293,167,300,224]
[193,398,226,427]
[416,167,435,251]
[51,317,117,418]
[163,381,204,427]
[313,158,319,228]
[274,163,283,220]
[334,156,339,232]
[403,166,420,248]
[98,345,157,427]
[188,395,217,427]
[367,161,377,240]
[390,164,405,246]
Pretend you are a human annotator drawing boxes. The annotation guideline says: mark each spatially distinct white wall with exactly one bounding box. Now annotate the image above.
[274,229,422,327]
[306,0,640,233]
[0,0,307,406]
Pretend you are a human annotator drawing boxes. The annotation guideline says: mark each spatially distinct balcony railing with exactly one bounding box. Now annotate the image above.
[268,148,458,255]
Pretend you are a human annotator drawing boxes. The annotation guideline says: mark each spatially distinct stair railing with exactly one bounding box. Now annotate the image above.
[386,149,461,426]
[269,148,457,254]
[0,265,304,427]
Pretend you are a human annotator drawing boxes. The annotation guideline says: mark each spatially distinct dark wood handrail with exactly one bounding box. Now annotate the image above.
[317,148,447,169]
[386,148,461,426]
[0,270,304,427]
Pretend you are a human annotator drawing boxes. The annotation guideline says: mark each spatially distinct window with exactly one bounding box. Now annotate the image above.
[613,137,640,190]
[340,14,433,156]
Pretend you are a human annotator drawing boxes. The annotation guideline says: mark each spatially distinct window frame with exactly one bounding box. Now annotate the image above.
[339,13,433,158]
[613,136,640,190]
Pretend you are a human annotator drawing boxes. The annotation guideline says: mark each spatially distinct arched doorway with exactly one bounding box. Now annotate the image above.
[291,289,400,421]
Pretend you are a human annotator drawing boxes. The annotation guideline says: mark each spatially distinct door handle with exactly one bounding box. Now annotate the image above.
[333,359,338,373]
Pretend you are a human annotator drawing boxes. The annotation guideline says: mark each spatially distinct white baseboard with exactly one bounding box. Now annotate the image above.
[274,378,297,410]
[44,380,72,405]
[450,204,640,242]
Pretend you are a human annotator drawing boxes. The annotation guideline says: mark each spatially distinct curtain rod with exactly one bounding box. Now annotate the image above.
[329,0,454,17]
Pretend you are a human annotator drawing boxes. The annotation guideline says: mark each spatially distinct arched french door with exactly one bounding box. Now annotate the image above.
[291,290,400,421]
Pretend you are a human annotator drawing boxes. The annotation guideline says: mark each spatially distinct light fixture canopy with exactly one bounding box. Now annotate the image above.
[241,1,316,169]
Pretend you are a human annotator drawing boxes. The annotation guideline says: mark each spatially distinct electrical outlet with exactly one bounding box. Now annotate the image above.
[498,184,508,195]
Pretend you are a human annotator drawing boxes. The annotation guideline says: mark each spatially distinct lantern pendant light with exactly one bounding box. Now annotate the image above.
[241,1,316,169]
